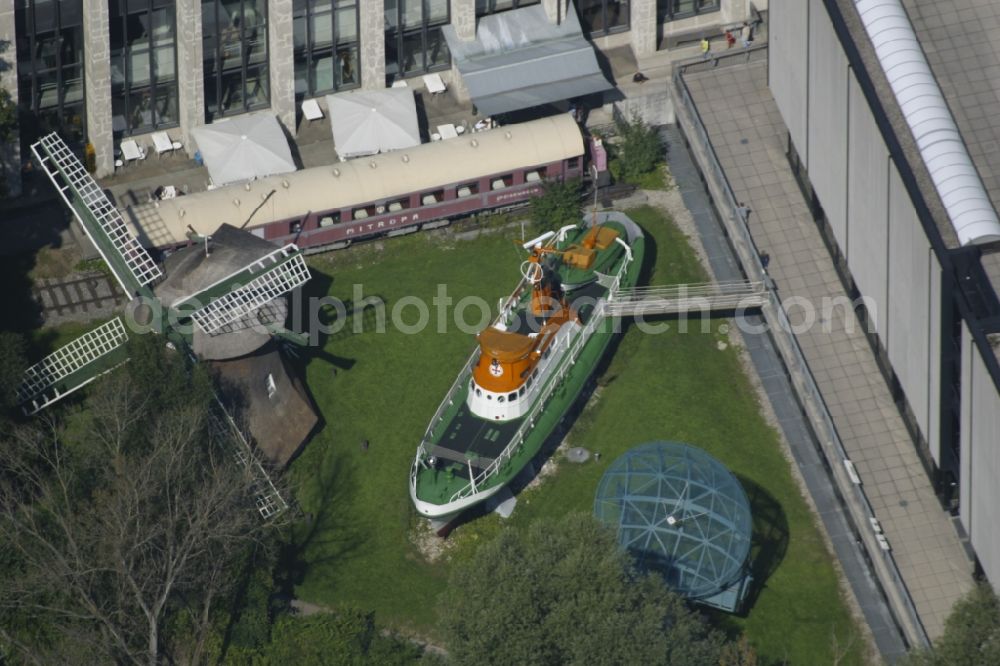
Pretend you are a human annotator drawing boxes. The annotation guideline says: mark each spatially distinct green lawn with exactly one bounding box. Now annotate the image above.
[288,208,867,664]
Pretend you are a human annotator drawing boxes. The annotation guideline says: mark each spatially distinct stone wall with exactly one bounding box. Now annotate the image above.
[176,0,205,155]
[360,0,385,89]
[268,0,296,133]
[83,0,113,177]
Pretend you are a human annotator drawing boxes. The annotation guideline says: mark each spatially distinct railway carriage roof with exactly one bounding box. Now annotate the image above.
[125,114,585,248]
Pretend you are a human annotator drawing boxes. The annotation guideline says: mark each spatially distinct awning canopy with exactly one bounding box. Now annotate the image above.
[192,114,297,186]
[326,87,421,160]
[443,4,613,117]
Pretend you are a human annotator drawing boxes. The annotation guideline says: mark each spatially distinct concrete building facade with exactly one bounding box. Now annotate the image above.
[1,0,758,181]
[768,0,1000,585]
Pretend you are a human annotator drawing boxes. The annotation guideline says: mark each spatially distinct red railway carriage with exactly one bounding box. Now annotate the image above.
[126,114,586,252]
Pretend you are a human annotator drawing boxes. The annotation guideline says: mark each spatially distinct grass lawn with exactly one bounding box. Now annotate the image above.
[288,207,867,664]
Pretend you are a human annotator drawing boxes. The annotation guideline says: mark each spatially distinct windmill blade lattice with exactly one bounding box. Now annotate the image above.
[32,134,162,295]
[17,317,131,414]
[177,246,310,335]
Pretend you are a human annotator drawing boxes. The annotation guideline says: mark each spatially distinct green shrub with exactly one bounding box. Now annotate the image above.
[613,112,663,184]
[530,178,582,231]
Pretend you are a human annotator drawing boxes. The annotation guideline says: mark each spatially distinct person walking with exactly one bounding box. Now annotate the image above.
[701,37,711,61]
[725,28,736,49]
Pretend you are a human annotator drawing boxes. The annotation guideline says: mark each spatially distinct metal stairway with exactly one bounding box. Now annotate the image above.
[606,280,767,317]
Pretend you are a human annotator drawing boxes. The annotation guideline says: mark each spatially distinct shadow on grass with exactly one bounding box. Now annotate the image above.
[734,473,789,618]
[275,448,365,600]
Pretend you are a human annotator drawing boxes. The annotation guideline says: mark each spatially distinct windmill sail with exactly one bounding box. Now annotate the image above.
[17,317,131,414]
[32,134,162,295]
[173,245,310,335]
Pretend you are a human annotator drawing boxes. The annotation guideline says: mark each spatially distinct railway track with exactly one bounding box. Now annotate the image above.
[33,271,124,325]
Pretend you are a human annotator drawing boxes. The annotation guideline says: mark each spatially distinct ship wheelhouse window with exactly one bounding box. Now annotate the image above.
[498,395,505,403]
[508,392,517,401]
[487,394,493,400]
[475,388,482,397]
[518,386,526,396]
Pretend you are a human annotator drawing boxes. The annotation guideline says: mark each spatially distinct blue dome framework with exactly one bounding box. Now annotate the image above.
[594,442,753,612]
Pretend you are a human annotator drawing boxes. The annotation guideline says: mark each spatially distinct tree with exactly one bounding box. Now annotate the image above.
[0,335,282,664]
[612,112,662,184]
[0,331,27,416]
[530,178,582,232]
[438,513,727,666]
[899,583,1000,666]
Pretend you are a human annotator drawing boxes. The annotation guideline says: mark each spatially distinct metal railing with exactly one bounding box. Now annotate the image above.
[607,280,767,317]
[445,254,634,504]
[672,52,931,648]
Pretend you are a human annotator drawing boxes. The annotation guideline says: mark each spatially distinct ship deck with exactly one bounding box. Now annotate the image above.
[428,402,521,481]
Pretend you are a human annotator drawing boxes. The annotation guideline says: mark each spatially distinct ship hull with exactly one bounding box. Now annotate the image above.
[410,213,645,522]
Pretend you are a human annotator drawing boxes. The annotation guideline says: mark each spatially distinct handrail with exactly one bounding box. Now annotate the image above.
[672,52,930,648]
[447,251,633,503]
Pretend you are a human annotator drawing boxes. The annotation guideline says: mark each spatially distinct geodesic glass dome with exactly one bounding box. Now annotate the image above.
[594,442,753,612]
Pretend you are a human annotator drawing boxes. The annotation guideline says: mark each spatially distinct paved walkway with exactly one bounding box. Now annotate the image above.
[683,60,972,639]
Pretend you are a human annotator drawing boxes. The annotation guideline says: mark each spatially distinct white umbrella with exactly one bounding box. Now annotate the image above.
[192,114,297,186]
[326,87,421,160]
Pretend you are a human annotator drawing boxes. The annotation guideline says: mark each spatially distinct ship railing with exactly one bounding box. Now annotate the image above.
[447,251,634,503]
[417,348,479,456]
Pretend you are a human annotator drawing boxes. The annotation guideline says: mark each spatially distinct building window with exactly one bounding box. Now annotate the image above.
[384,0,450,82]
[109,1,178,137]
[14,0,86,146]
[294,0,360,97]
[202,0,269,120]
[474,0,539,17]
[657,0,719,22]
[577,0,629,36]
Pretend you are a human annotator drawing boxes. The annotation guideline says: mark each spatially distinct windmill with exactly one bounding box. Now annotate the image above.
[16,133,318,518]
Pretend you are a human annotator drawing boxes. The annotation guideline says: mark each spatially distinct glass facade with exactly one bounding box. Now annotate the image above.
[293,0,360,97]
[577,0,629,35]
[657,0,719,22]
[109,0,179,136]
[202,0,269,119]
[14,0,86,145]
[384,0,449,82]
[474,0,539,16]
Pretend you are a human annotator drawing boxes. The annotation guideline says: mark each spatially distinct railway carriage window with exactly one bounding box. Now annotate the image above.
[354,207,369,220]
[388,199,406,212]
[492,175,512,190]
[319,213,339,226]
[290,220,302,234]
[457,182,478,198]
[525,170,541,182]
[567,157,580,170]
[384,0,450,81]
[422,189,444,205]
[293,0,360,97]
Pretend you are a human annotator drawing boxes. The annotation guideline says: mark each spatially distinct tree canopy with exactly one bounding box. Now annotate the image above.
[530,177,582,232]
[612,112,662,185]
[0,334,281,664]
[437,512,727,666]
[900,583,1000,666]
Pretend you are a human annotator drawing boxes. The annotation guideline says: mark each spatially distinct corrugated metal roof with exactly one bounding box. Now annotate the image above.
[443,5,613,116]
